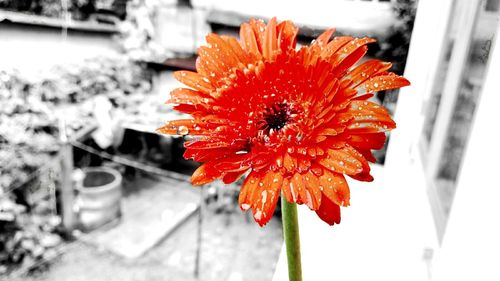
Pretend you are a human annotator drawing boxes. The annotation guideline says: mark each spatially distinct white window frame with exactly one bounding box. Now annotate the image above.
[432,15,500,281]
[387,0,494,241]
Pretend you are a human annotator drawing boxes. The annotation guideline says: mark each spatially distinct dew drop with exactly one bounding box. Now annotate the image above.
[305,191,313,209]
[290,187,297,202]
[177,126,189,135]
[261,190,268,204]
[254,210,263,220]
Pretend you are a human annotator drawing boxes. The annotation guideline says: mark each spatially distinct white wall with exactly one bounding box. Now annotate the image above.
[0,24,119,77]
[192,0,395,37]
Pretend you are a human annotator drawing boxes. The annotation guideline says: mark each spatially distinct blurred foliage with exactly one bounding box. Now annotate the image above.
[377,0,418,75]
[372,0,417,164]
[0,58,152,193]
[116,0,170,61]
[0,0,128,21]
[0,189,62,275]
[0,57,153,274]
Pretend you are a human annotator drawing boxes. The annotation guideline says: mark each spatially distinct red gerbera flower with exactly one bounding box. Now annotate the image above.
[158,18,410,226]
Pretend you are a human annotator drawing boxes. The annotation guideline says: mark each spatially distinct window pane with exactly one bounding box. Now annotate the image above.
[422,2,461,144]
[486,0,500,12]
[436,5,500,216]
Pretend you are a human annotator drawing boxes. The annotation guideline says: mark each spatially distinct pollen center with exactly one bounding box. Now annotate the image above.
[263,102,292,131]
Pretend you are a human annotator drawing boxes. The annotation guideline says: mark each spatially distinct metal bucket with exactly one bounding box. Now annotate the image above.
[76,167,122,232]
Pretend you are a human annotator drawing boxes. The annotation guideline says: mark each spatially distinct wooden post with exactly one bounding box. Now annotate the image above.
[59,117,76,232]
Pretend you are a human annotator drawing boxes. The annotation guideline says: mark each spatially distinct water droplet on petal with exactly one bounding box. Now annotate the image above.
[261,190,268,204]
[306,191,313,209]
[177,126,189,135]
[254,210,263,220]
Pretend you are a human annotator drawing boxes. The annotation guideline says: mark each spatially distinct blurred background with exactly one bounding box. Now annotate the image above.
[0,0,498,280]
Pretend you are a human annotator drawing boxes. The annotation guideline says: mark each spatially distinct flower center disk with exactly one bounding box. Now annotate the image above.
[263,102,292,132]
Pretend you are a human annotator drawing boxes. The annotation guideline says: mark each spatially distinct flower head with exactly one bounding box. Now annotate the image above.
[158,18,410,226]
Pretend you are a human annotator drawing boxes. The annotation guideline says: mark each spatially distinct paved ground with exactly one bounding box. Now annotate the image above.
[10,175,283,281]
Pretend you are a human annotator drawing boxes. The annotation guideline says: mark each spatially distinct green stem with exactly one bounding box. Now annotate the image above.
[281,191,302,281]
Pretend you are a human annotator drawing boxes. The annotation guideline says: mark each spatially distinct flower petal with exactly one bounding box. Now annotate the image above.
[206,34,240,68]
[361,73,410,92]
[319,36,353,59]
[222,36,252,65]
[277,20,299,52]
[252,171,282,226]
[349,170,374,182]
[357,148,377,163]
[174,71,214,93]
[262,17,278,60]
[239,171,260,210]
[315,194,341,226]
[281,176,293,202]
[318,147,363,175]
[191,163,223,185]
[222,170,247,184]
[239,22,262,58]
[302,170,322,210]
[319,169,350,206]
[169,88,214,105]
[212,153,254,173]
[314,28,336,46]
[283,152,296,173]
[197,46,227,82]
[348,132,387,150]
[157,119,204,135]
[344,59,392,88]
[289,173,307,204]
[184,147,236,163]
